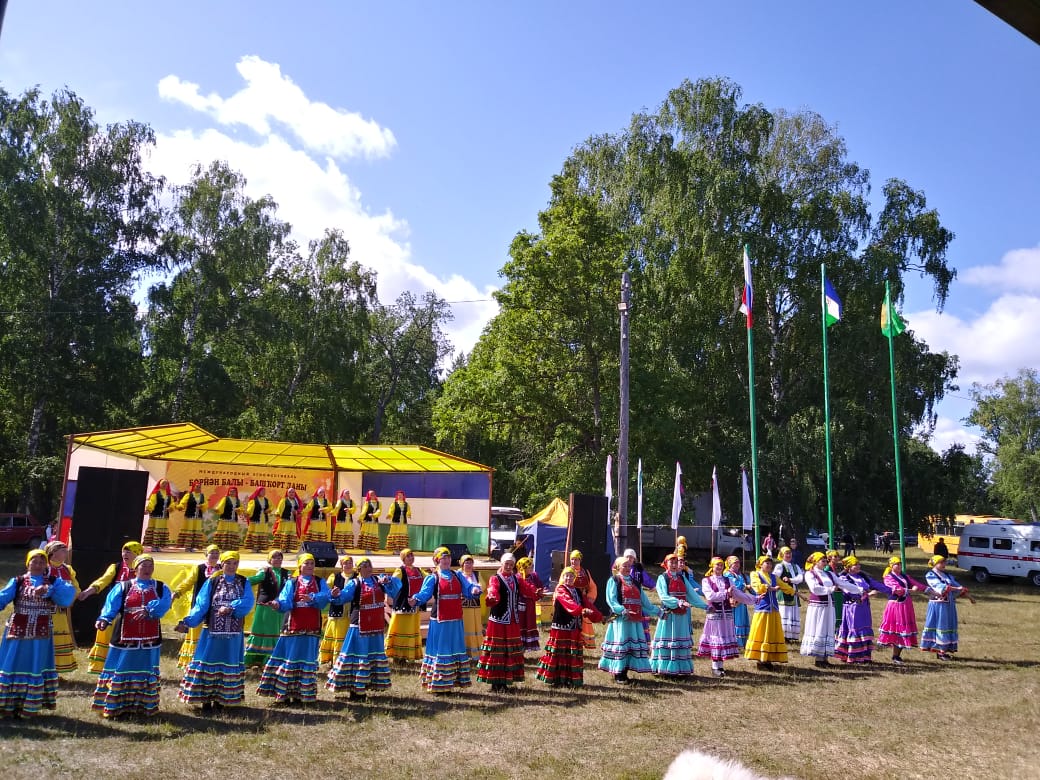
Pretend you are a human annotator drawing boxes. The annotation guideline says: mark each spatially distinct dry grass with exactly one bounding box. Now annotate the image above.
[0,547,1037,780]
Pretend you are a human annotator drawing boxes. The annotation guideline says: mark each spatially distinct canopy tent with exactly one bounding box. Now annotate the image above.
[62,423,494,553]
[516,497,569,585]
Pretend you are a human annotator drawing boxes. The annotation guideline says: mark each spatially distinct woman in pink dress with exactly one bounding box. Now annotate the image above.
[876,556,926,665]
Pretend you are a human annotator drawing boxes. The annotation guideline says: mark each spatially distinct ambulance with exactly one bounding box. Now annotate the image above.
[956,520,1040,586]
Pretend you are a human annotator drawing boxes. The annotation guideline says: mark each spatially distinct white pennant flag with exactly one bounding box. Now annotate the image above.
[711,466,722,530]
[670,461,683,530]
[605,454,613,530]
[636,458,643,530]
[741,468,754,531]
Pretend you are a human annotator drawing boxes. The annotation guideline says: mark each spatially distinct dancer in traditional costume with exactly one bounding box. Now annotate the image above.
[599,555,662,684]
[357,490,381,552]
[411,547,483,693]
[920,555,974,660]
[319,555,355,665]
[743,555,793,670]
[330,488,356,551]
[211,486,242,551]
[256,552,336,704]
[515,556,543,652]
[569,549,599,649]
[79,540,141,673]
[176,550,253,710]
[91,554,172,718]
[835,555,889,665]
[477,553,541,691]
[0,549,76,718]
[384,549,426,662]
[384,490,411,554]
[302,487,330,543]
[825,549,847,634]
[459,555,484,661]
[724,555,753,650]
[326,557,399,699]
[244,549,290,666]
[143,478,173,551]
[650,554,706,677]
[273,488,302,552]
[801,552,862,667]
[877,556,926,665]
[242,486,273,554]
[44,540,79,674]
[176,480,207,552]
[698,556,754,678]
[536,566,602,687]
[625,547,657,646]
[773,546,804,642]
[170,545,221,668]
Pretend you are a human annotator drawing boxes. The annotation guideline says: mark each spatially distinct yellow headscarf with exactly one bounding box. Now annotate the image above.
[355,556,372,569]
[725,555,741,571]
[44,540,67,559]
[561,566,576,578]
[399,548,414,561]
[843,555,859,568]
[806,552,825,567]
[219,550,240,563]
[206,544,220,555]
[122,541,144,556]
[26,548,47,567]
[706,556,724,576]
[883,556,902,577]
[825,549,840,559]
[516,556,533,571]
[756,554,773,568]
[459,554,474,565]
[569,549,583,560]
[294,553,316,575]
[929,554,946,568]
[778,546,792,556]
[433,546,452,561]
[132,554,154,569]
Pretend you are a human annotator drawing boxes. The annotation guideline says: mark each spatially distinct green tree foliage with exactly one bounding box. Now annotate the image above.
[0,88,162,515]
[435,78,958,532]
[968,369,1040,521]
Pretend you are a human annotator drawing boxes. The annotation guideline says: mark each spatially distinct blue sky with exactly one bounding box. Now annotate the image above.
[2,1,1038,453]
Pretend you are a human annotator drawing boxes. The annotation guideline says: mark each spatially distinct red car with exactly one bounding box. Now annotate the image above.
[0,513,47,548]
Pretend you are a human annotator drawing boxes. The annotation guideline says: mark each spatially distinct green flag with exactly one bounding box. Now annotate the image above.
[881,287,906,337]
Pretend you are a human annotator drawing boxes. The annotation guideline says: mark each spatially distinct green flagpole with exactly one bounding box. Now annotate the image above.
[821,264,835,544]
[744,244,761,551]
[885,280,907,563]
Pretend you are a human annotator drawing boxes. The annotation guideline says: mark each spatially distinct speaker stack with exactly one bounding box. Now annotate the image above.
[567,492,612,614]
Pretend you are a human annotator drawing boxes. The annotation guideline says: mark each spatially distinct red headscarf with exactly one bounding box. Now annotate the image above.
[247,486,265,502]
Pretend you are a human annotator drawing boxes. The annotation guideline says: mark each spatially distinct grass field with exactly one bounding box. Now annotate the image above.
[0,546,1037,780]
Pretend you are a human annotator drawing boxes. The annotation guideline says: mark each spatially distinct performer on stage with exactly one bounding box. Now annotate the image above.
[724,555,753,650]
[773,546,804,642]
[599,555,662,684]
[835,555,890,665]
[44,541,79,674]
[410,547,483,693]
[330,488,356,551]
[302,487,330,543]
[78,540,141,673]
[143,478,173,552]
[211,486,242,551]
[244,549,290,666]
[319,555,355,665]
[273,487,302,552]
[170,544,222,668]
[921,554,973,660]
[459,555,484,661]
[515,556,543,653]
[357,490,381,552]
[176,480,207,552]
[385,549,425,662]
[698,556,753,678]
[326,557,399,699]
[477,553,542,691]
[385,490,411,553]
[800,552,862,667]
[242,486,273,553]
[176,550,254,710]
[536,566,602,688]
[0,549,76,718]
[256,552,337,704]
[91,554,172,718]
[877,556,926,665]
[743,555,794,670]
[650,553,706,677]
[569,549,599,649]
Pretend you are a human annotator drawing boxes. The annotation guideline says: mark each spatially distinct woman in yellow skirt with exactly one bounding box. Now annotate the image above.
[78,541,141,673]
[319,555,356,665]
[459,555,484,660]
[273,488,302,552]
[176,480,207,552]
[211,486,242,551]
[357,490,381,552]
[384,549,425,661]
[385,490,411,553]
[45,540,80,674]
[743,555,794,670]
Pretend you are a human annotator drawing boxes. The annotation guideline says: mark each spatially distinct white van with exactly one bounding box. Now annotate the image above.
[489,506,523,560]
[956,521,1040,586]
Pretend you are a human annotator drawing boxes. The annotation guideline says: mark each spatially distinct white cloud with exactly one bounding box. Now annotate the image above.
[961,245,1040,293]
[922,416,982,455]
[148,57,497,357]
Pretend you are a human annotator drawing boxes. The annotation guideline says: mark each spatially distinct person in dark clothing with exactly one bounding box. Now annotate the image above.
[933,538,949,558]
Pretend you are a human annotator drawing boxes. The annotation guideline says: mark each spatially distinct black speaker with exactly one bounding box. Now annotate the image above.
[568,492,612,613]
[72,466,149,551]
[438,542,470,567]
[67,548,122,646]
[299,540,338,567]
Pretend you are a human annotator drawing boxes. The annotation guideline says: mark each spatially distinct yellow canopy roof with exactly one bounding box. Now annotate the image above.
[70,423,490,473]
[519,497,569,528]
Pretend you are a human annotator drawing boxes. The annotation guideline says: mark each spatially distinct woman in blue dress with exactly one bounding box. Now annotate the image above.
[0,549,76,718]
[176,550,254,710]
[723,555,752,649]
[599,555,662,684]
[921,554,974,660]
[410,546,483,693]
[326,557,400,699]
[650,554,705,677]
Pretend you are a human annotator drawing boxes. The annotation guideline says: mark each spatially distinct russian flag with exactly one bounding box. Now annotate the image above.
[739,245,753,328]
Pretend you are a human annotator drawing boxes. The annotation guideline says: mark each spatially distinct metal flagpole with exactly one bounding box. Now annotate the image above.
[742,245,762,551]
[885,280,907,563]
[821,263,836,544]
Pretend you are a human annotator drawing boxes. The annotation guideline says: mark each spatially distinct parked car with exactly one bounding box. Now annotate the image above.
[804,531,828,553]
[489,506,523,560]
[0,513,46,548]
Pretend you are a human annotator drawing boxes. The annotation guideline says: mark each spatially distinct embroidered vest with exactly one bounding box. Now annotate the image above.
[488,574,520,624]
[431,570,463,622]
[219,496,240,521]
[114,580,163,646]
[184,491,205,518]
[665,573,688,614]
[6,574,55,639]
[351,578,386,634]
[392,566,424,613]
[249,497,269,524]
[207,574,246,634]
[150,492,170,518]
[704,575,731,615]
[334,499,354,525]
[285,576,321,634]
[618,576,642,620]
[258,567,287,603]
[550,585,582,631]
[390,501,409,523]
[360,500,379,522]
